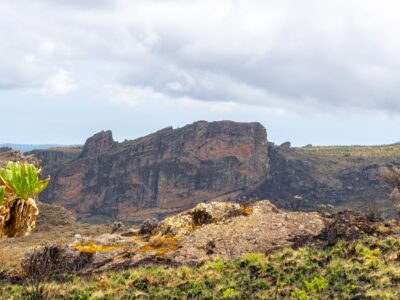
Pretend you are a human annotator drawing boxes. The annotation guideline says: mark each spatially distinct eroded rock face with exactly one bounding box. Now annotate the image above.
[28,148,81,166]
[243,143,396,217]
[80,130,115,158]
[40,121,269,221]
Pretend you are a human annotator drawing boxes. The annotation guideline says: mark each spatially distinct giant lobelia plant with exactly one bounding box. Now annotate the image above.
[0,162,50,237]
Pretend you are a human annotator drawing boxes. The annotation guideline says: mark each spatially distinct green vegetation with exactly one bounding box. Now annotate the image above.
[0,161,49,199]
[0,185,5,206]
[0,161,49,237]
[296,144,400,160]
[3,235,400,299]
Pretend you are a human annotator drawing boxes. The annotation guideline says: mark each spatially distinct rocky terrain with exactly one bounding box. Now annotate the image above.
[0,150,109,269]
[2,198,399,299]
[35,121,269,222]
[24,120,399,222]
[1,143,400,298]
[1,199,389,279]
[246,143,398,217]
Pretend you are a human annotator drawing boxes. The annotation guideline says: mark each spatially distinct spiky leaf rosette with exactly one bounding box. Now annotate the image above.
[0,186,4,207]
[0,162,50,238]
[0,162,49,199]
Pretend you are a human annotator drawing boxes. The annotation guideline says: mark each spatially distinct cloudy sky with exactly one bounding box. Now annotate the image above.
[1,0,400,146]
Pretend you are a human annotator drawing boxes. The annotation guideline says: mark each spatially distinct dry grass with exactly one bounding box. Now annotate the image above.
[139,235,178,257]
[73,240,129,253]
[0,224,108,268]
[295,144,400,160]
[240,206,254,216]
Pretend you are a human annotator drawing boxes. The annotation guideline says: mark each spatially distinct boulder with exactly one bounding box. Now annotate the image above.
[280,141,291,148]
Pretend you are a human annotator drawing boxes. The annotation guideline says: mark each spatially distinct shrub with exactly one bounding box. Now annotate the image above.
[0,161,49,237]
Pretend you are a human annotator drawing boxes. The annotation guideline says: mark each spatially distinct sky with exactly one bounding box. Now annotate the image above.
[1,0,400,146]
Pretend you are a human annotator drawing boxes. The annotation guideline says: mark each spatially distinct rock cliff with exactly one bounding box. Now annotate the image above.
[244,143,396,217]
[39,121,269,222]
[31,120,398,222]
[28,147,81,166]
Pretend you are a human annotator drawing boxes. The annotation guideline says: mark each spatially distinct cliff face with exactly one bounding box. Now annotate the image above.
[28,148,81,166]
[39,121,268,222]
[244,143,396,218]
[34,120,397,222]
[79,130,115,158]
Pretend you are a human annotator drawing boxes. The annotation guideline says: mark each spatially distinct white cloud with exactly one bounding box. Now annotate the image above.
[1,0,400,114]
[40,69,77,96]
[100,84,163,107]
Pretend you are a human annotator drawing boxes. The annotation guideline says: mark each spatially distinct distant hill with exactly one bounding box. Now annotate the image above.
[0,143,68,153]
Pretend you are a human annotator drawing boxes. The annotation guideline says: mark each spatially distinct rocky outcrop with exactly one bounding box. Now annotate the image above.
[3,199,398,282]
[28,147,81,166]
[23,120,397,221]
[243,143,331,210]
[39,121,269,222]
[0,149,38,167]
[79,130,115,158]
[35,202,76,231]
[244,143,396,217]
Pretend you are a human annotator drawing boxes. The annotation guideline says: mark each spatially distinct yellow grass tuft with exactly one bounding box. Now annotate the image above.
[138,235,178,257]
[240,206,254,216]
[74,240,128,253]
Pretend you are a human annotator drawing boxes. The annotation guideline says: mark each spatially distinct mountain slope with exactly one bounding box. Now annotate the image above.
[38,121,268,222]
[29,120,400,221]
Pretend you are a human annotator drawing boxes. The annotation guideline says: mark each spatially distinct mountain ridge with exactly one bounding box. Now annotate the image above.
[20,120,400,222]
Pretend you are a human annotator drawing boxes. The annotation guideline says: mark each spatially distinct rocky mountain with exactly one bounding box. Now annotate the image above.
[29,147,82,166]
[38,121,268,222]
[26,120,398,222]
[248,143,397,217]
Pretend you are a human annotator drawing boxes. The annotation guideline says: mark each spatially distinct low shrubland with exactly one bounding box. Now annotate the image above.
[3,235,400,299]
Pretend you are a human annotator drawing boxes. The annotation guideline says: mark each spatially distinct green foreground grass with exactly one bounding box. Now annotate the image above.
[2,235,400,299]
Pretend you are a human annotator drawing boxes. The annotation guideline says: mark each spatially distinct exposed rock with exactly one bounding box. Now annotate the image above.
[59,200,327,275]
[139,218,159,235]
[28,147,81,165]
[157,201,249,237]
[35,202,76,231]
[243,143,394,217]
[80,130,115,158]
[244,143,326,210]
[0,149,38,167]
[22,120,398,222]
[169,200,325,261]
[39,121,269,222]
[280,141,291,148]
[120,228,140,237]
[111,221,124,233]
[3,199,396,281]
[87,233,132,246]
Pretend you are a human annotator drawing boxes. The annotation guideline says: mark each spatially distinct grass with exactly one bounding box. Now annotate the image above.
[138,235,178,257]
[295,144,400,160]
[73,240,129,253]
[3,235,400,299]
[0,224,109,269]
